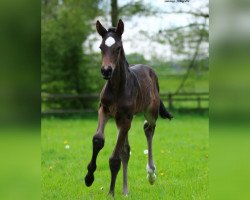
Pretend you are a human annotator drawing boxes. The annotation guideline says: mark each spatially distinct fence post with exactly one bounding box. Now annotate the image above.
[168,93,173,110]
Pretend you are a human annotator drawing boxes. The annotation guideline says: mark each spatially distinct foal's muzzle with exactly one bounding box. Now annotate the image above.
[101,66,113,80]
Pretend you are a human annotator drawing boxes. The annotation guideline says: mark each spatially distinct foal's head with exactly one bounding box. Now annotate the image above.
[96,19,124,80]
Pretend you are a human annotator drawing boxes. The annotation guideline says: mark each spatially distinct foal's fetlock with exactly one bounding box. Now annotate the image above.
[146,164,156,185]
[87,162,96,173]
[85,162,96,187]
[85,171,95,187]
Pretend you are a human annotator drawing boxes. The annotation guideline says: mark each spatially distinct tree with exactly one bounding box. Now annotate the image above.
[153,3,209,93]
[42,0,100,93]
[110,0,153,27]
[111,0,118,26]
[41,0,100,109]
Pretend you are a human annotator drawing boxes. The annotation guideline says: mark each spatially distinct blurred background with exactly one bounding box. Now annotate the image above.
[0,0,250,199]
[41,0,209,115]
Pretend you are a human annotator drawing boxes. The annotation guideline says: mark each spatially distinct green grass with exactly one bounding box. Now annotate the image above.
[158,74,209,93]
[42,114,208,200]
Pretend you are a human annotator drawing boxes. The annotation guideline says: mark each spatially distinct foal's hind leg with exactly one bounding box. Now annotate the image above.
[120,135,130,196]
[144,101,159,185]
[85,106,108,187]
[144,120,157,185]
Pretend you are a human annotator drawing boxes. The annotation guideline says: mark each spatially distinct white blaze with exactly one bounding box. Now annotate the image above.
[105,36,115,47]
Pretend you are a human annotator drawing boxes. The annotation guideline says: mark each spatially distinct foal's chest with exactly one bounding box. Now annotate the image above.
[100,82,137,117]
[100,93,135,117]
[100,96,122,117]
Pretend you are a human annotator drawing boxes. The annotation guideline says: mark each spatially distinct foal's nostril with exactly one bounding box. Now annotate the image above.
[101,66,113,79]
[107,66,112,74]
[101,68,105,75]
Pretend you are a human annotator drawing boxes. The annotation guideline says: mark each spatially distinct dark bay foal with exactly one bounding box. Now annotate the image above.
[85,19,172,196]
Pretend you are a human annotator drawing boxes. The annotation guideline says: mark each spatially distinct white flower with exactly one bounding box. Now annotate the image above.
[65,144,70,149]
[144,149,148,154]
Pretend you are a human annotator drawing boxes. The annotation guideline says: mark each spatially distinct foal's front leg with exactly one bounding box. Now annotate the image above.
[85,106,108,187]
[109,117,132,196]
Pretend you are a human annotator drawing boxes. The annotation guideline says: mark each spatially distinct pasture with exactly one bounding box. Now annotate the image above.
[42,113,208,199]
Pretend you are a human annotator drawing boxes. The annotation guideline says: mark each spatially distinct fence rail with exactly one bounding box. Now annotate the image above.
[41,92,209,115]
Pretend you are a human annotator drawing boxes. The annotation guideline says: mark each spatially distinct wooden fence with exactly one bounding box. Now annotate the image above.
[41,92,209,115]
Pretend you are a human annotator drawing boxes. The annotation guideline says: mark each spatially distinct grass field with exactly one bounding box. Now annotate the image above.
[42,113,208,200]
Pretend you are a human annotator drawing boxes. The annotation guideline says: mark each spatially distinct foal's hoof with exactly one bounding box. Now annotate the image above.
[147,173,156,185]
[108,191,115,198]
[122,193,129,197]
[85,173,94,187]
[146,164,156,185]
[122,190,129,197]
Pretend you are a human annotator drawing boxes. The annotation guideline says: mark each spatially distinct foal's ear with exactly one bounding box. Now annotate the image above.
[116,19,124,37]
[96,20,107,37]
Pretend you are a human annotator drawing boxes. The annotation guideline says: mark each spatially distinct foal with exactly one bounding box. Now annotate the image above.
[85,19,172,196]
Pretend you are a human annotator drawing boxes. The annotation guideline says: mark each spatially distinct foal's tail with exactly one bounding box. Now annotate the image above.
[154,72,173,120]
[159,99,173,120]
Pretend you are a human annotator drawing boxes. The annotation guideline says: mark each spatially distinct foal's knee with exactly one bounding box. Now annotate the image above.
[120,144,130,163]
[92,134,104,153]
[109,156,121,173]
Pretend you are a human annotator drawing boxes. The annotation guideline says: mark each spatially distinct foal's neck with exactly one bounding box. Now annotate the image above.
[109,48,129,94]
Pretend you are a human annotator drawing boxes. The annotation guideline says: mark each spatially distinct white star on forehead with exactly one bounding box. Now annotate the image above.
[105,37,115,47]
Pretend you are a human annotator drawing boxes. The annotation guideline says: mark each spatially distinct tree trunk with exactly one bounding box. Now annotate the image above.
[111,0,118,27]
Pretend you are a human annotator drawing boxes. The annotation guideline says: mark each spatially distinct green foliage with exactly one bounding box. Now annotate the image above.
[81,53,105,92]
[119,1,154,17]
[42,0,100,109]
[42,114,208,199]
[42,1,98,93]
[126,53,148,65]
